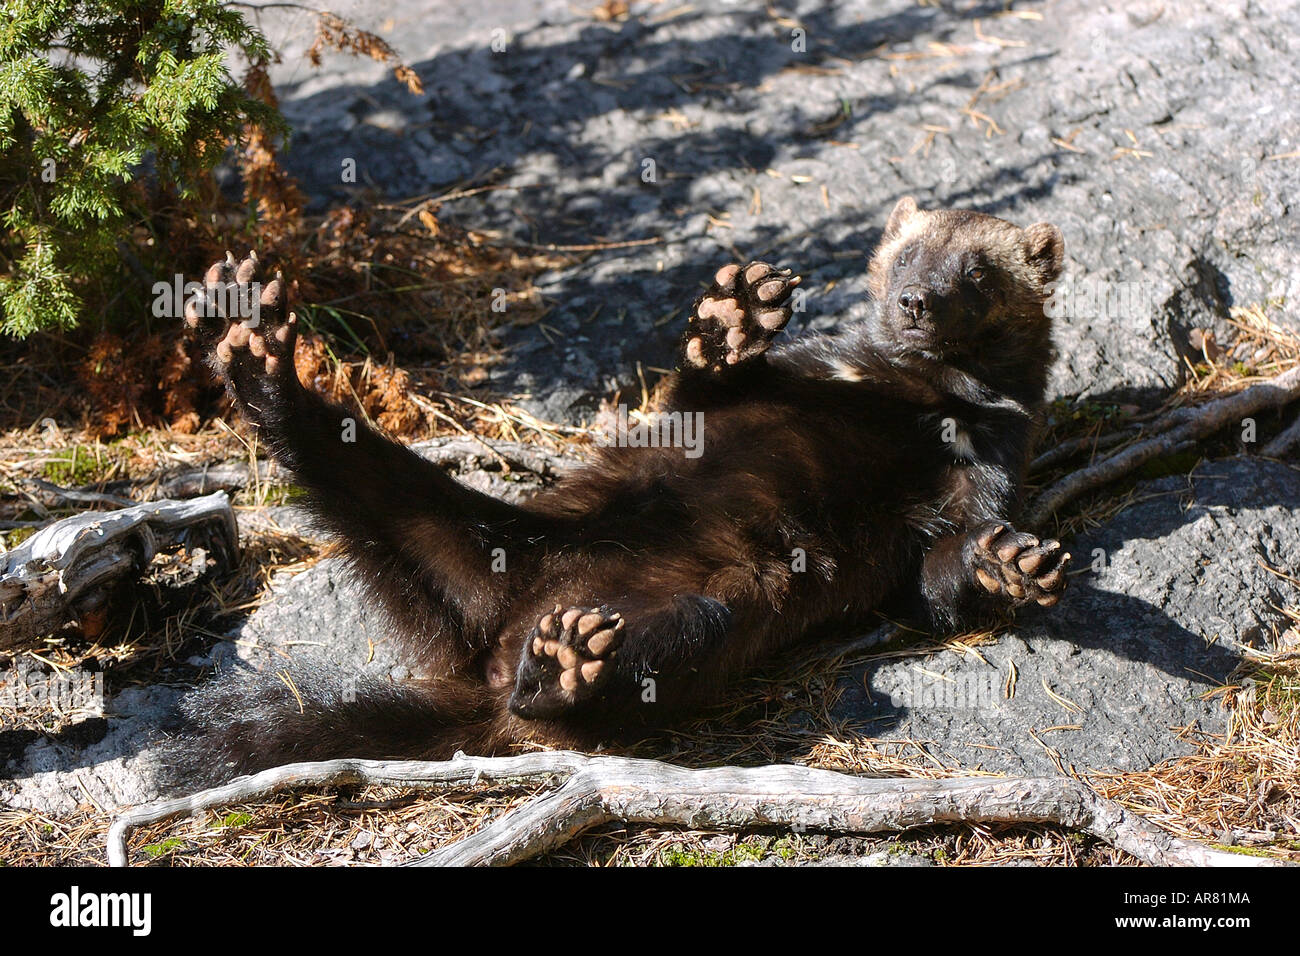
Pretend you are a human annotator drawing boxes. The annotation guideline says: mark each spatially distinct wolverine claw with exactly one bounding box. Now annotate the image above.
[967,521,1069,609]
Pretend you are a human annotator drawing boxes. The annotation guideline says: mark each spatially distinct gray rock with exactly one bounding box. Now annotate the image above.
[213,558,403,675]
[1,685,183,815]
[260,0,1297,422]
[833,458,1300,775]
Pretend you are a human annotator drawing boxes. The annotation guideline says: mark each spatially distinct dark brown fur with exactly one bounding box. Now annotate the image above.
[161,198,1070,786]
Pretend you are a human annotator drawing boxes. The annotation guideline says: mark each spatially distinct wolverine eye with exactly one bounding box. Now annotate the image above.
[966,265,986,282]
[894,247,913,270]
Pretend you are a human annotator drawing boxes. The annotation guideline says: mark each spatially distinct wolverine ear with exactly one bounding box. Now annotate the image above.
[883,196,919,241]
[1023,222,1065,282]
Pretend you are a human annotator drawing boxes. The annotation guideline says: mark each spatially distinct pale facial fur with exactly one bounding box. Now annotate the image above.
[866,196,1064,359]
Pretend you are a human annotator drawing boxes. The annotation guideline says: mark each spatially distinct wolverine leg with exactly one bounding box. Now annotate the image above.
[186,254,553,673]
[916,521,1071,630]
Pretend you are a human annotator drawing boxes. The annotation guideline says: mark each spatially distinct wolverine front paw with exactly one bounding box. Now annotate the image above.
[966,520,1070,608]
[681,261,801,372]
[185,251,298,383]
[509,605,624,720]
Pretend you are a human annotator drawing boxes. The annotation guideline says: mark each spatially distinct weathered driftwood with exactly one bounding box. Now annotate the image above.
[146,461,281,499]
[411,436,577,478]
[98,437,575,500]
[0,492,237,650]
[22,476,135,509]
[106,751,1275,868]
[1025,365,1300,527]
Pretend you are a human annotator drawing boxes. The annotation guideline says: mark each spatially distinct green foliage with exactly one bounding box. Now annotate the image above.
[40,443,123,485]
[0,0,284,336]
[0,525,38,549]
[140,837,187,858]
[657,838,776,867]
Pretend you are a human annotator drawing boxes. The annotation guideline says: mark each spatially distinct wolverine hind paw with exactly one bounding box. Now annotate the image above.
[509,604,624,720]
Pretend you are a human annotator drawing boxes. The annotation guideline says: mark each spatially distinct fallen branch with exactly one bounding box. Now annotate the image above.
[21,476,135,509]
[107,752,1277,867]
[142,460,281,499]
[0,492,237,650]
[1025,365,1300,526]
[1262,412,1300,458]
[97,437,575,500]
[409,436,576,478]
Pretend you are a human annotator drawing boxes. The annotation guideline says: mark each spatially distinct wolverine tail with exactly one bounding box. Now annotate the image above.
[152,660,507,793]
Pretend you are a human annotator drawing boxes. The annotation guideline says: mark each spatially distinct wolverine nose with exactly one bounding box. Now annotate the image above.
[897,286,931,319]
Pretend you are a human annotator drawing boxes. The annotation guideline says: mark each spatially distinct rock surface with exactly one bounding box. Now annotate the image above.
[265,0,1298,422]
[843,458,1300,775]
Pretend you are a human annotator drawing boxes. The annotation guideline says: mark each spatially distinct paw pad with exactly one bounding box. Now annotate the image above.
[682,260,801,371]
[510,604,625,719]
[185,251,297,378]
[969,521,1071,608]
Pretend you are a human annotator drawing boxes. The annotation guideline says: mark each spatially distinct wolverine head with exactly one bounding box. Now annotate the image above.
[867,196,1064,360]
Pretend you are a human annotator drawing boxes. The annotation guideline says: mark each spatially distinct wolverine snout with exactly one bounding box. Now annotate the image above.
[897,285,933,321]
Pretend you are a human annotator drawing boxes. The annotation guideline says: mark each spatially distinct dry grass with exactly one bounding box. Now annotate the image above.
[1090,636,1300,863]
[119,782,552,867]
[0,782,549,867]
[0,805,109,867]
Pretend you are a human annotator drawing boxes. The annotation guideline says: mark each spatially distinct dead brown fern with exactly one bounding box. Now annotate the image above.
[306,11,424,94]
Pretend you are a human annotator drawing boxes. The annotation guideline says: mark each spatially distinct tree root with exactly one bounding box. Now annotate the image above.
[107,752,1279,867]
[1025,365,1300,527]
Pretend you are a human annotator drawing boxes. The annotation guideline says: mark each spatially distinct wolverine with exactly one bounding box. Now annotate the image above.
[163,197,1071,784]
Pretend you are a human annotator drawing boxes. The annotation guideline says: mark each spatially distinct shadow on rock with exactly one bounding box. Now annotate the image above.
[830,457,1300,774]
